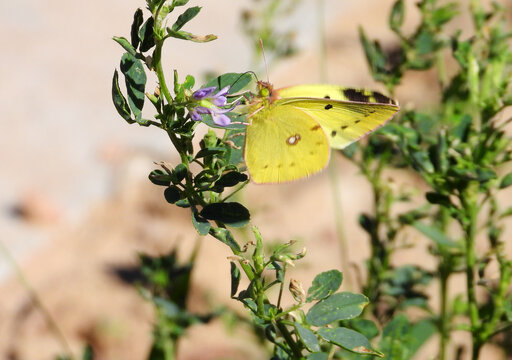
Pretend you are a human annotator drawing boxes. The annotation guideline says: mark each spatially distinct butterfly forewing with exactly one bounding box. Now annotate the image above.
[276,84,398,105]
[244,105,330,183]
[274,85,399,149]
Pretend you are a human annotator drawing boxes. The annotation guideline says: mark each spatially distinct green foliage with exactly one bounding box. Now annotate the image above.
[109,1,512,359]
[240,0,303,68]
[354,0,512,359]
[111,3,378,359]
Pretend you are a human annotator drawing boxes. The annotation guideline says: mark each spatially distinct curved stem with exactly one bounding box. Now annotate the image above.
[153,41,173,105]
[0,239,74,360]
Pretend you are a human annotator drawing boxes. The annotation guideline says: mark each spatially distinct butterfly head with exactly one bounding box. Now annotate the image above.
[256,80,280,104]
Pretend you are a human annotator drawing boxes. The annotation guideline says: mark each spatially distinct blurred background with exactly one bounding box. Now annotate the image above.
[0,0,497,359]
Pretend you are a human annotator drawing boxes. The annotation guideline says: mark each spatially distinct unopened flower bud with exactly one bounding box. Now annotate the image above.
[289,279,306,303]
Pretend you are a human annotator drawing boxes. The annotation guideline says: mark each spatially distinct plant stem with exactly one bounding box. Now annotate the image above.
[275,320,302,358]
[439,261,449,360]
[460,186,482,359]
[0,239,74,360]
[328,154,353,291]
[153,41,174,105]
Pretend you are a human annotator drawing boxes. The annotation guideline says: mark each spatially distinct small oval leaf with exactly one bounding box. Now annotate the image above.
[192,212,210,235]
[164,186,181,204]
[306,292,368,326]
[317,327,383,357]
[200,202,250,227]
[209,227,241,253]
[295,323,320,352]
[120,52,147,116]
[307,270,343,302]
[500,172,512,189]
[112,70,133,123]
[230,262,241,297]
[149,169,172,186]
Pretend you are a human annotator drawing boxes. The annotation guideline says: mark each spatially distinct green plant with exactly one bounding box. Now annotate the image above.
[111,1,384,359]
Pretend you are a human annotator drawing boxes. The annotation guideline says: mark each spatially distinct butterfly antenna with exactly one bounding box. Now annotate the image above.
[259,39,270,83]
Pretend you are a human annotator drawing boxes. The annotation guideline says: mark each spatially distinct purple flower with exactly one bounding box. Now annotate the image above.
[188,85,238,126]
[189,105,235,126]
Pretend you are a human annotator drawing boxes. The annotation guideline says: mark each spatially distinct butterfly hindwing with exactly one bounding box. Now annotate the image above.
[244,104,330,184]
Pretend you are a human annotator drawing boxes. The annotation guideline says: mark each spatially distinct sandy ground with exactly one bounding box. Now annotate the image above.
[1,0,510,359]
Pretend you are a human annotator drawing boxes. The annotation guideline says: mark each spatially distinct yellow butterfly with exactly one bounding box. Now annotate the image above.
[243,82,400,184]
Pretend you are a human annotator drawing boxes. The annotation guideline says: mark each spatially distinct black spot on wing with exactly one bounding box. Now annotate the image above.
[343,89,370,103]
[341,125,348,130]
[331,130,337,137]
[324,95,330,99]
[325,104,333,110]
[373,91,393,104]
[355,119,361,123]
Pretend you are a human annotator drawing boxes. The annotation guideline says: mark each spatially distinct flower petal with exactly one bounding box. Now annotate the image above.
[211,95,227,107]
[212,113,231,126]
[190,110,203,121]
[192,86,216,100]
[215,86,230,97]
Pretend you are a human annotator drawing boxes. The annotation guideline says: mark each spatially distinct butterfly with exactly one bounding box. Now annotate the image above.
[243,82,400,184]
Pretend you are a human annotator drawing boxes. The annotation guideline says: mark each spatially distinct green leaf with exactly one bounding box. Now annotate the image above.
[226,128,246,166]
[407,319,436,355]
[389,0,405,32]
[166,28,217,43]
[295,323,320,352]
[214,172,248,189]
[414,30,435,55]
[504,298,512,321]
[130,8,144,48]
[113,36,137,56]
[346,318,379,340]
[175,198,190,208]
[81,344,94,360]
[358,213,376,235]
[172,0,190,6]
[432,3,458,27]
[203,72,253,94]
[200,202,250,227]
[172,6,201,31]
[149,169,171,186]
[425,192,452,207]
[317,327,383,357]
[499,172,512,189]
[380,314,410,359]
[306,292,369,326]
[195,147,226,159]
[164,186,180,203]
[380,314,435,359]
[120,52,147,117]
[230,262,241,297]
[139,17,155,52]
[306,353,328,360]
[192,212,210,235]
[183,74,195,90]
[112,69,134,123]
[173,163,187,182]
[209,227,241,252]
[306,270,343,302]
[412,221,461,248]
